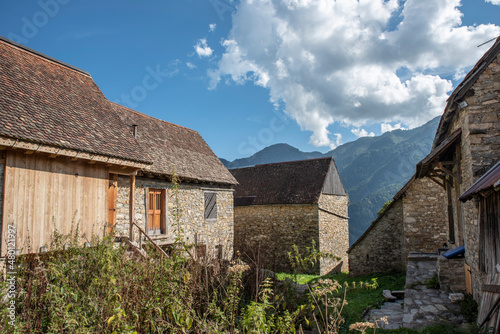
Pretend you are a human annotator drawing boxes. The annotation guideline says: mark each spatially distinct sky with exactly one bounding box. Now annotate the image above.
[0,0,499,161]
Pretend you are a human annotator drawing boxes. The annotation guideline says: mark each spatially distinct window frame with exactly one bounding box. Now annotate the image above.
[204,191,217,221]
[146,188,167,235]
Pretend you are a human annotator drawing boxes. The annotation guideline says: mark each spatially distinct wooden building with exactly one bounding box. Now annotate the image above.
[230,157,349,275]
[0,36,237,259]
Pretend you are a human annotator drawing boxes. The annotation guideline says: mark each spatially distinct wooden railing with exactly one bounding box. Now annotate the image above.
[131,221,169,258]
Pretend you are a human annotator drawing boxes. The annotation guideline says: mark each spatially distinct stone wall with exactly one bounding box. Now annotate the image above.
[233,204,320,273]
[348,199,405,276]
[116,176,234,259]
[318,194,349,274]
[437,256,466,293]
[446,52,500,300]
[403,177,448,257]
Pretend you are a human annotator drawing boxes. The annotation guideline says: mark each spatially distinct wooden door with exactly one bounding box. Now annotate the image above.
[148,189,163,234]
[108,174,118,234]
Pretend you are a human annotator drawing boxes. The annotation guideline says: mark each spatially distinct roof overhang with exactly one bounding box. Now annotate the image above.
[460,160,500,202]
[0,136,150,169]
[416,129,462,186]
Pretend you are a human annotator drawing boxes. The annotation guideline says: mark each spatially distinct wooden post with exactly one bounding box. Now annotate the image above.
[129,175,135,240]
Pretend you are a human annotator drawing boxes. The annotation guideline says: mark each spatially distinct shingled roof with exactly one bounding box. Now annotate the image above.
[0,36,149,164]
[230,157,346,206]
[111,103,237,185]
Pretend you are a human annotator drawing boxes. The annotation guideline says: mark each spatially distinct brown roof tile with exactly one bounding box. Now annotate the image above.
[230,157,345,206]
[0,37,149,164]
[111,103,237,185]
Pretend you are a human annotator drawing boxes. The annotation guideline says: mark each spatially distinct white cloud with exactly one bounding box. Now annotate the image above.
[209,23,217,32]
[381,122,407,133]
[486,0,500,5]
[209,0,500,147]
[186,62,196,69]
[194,39,213,57]
[330,133,342,150]
[351,128,376,138]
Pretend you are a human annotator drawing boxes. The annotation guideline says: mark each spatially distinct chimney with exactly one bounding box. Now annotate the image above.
[132,124,138,138]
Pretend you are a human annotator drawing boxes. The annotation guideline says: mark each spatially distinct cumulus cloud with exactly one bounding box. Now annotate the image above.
[209,0,500,147]
[351,128,376,138]
[194,39,213,57]
[209,23,217,32]
[486,0,500,5]
[381,122,407,133]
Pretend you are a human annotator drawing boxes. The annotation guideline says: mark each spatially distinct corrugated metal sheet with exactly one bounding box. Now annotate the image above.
[460,160,500,202]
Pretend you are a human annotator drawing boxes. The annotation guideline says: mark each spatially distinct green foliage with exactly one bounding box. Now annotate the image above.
[377,201,393,216]
[459,294,478,323]
[425,275,440,290]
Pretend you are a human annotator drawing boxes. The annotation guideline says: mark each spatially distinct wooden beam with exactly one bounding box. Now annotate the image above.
[49,154,58,159]
[129,174,135,240]
[436,162,459,181]
[428,175,446,189]
[109,166,138,175]
[70,157,78,162]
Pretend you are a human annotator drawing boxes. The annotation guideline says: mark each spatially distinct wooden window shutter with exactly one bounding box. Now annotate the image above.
[148,189,165,234]
[204,192,217,220]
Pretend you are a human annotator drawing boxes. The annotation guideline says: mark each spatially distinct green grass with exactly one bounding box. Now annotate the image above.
[276,271,407,332]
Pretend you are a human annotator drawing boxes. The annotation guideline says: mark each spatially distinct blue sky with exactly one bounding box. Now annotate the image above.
[1,0,499,161]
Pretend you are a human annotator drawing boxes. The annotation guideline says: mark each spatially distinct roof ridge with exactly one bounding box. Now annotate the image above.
[254,156,332,167]
[109,101,198,133]
[0,35,90,77]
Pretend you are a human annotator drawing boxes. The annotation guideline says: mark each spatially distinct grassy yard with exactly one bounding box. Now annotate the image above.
[277,271,406,331]
[276,272,476,334]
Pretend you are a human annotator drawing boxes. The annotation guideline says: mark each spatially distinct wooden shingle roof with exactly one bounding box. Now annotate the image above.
[230,157,346,206]
[0,37,149,164]
[111,103,237,185]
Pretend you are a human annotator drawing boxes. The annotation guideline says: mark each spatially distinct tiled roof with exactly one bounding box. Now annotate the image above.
[230,157,344,206]
[460,160,500,202]
[111,103,237,185]
[0,37,149,164]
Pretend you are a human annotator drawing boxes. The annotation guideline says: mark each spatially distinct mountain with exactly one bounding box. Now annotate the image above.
[222,143,324,169]
[221,116,440,245]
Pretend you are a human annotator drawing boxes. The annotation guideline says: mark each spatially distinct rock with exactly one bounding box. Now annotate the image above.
[449,293,465,303]
[383,290,397,302]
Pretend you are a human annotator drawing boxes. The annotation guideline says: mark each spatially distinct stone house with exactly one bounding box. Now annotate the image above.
[348,175,447,276]
[229,157,349,275]
[414,36,500,303]
[0,36,237,259]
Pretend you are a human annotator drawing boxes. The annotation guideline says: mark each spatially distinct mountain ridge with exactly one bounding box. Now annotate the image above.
[221,116,440,244]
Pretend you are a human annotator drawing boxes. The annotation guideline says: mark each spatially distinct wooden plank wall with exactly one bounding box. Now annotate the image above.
[1,150,108,255]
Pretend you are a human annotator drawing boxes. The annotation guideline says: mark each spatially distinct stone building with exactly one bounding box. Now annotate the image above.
[230,157,349,275]
[348,175,447,276]
[0,36,237,259]
[110,103,237,259]
[415,36,500,302]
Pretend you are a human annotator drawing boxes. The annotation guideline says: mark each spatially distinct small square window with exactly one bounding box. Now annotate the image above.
[204,192,217,220]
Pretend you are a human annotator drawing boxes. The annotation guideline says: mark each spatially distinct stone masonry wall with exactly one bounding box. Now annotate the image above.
[451,52,500,300]
[318,194,349,275]
[403,177,448,257]
[348,199,405,276]
[116,176,234,259]
[233,204,319,273]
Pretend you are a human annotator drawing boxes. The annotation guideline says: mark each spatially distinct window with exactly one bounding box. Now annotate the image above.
[204,191,217,220]
[147,188,166,235]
